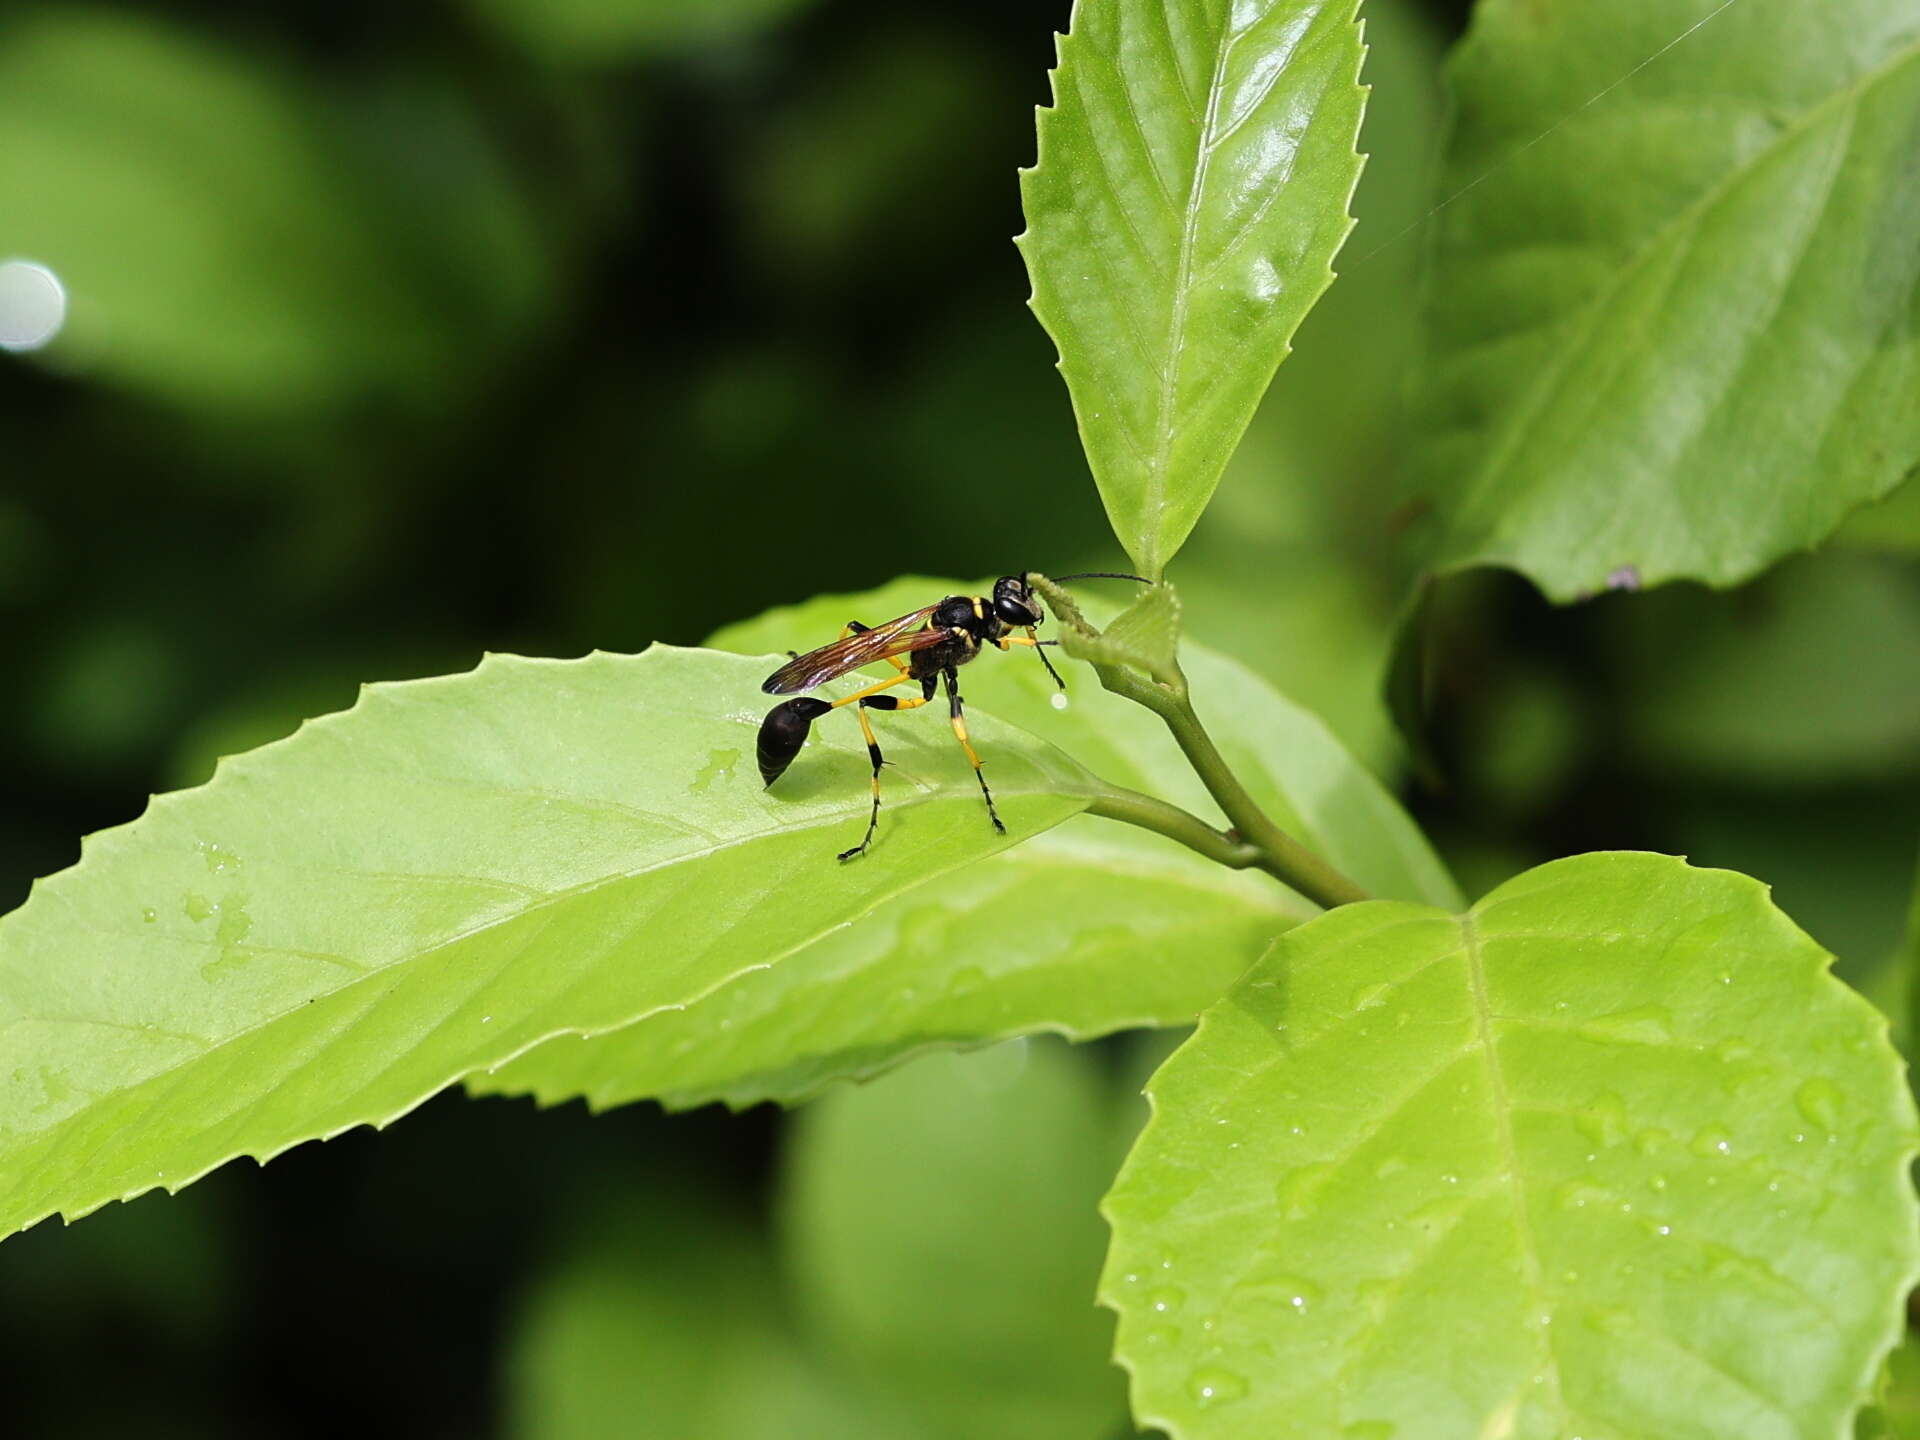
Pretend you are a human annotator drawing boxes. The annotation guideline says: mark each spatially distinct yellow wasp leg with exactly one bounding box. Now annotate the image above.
[828,670,917,710]
[943,671,1004,835]
[836,689,934,861]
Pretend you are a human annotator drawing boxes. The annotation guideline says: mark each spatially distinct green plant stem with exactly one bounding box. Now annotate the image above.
[1094,662,1372,911]
[1082,785,1266,874]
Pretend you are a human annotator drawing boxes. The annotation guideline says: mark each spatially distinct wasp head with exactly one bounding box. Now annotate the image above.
[992,574,1043,629]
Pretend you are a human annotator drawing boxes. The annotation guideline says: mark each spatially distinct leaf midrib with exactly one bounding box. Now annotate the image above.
[3,784,1088,1156]
[1146,15,1242,571]
[1460,910,1566,1419]
[1452,35,1920,531]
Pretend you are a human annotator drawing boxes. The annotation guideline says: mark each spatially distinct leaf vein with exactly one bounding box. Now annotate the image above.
[1462,911,1568,1417]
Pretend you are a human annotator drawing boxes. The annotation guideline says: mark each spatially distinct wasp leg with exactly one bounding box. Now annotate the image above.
[757,696,832,787]
[992,627,1066,688]
[836,687,933,861]
[838,705,886,861]
[943,668,1004,834]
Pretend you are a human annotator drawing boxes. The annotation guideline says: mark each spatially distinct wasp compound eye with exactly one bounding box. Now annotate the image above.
[995,596,1040,627]
[757,696,832,787]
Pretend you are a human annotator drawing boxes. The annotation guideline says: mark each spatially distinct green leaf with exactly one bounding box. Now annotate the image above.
[507,1189,916,1440]
[1033,574,1184,685]
[473,577,1456,1113]
[1406,0,1920,600]
[0,649,1090,1242]
[1104,852,1920,1438]
[778,1040,1127,1440]
[1175,0,1450,774]
[474,822,1288,1111]
[1018,0,1367,579]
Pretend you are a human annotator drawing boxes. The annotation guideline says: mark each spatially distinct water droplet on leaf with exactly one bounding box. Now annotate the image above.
[1795,1077,1841,1132]
[1187,1367,1248,1409]
[1689,1126,1733,1158]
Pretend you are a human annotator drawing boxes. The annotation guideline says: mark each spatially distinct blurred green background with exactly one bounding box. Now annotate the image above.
[2,0,1915,1434]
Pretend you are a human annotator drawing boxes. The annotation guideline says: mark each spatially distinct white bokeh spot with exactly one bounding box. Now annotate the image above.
[0,259,68,353]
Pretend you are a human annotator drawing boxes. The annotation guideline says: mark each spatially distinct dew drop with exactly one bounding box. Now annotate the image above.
[1554,1178,1611,1211]
[1582,1006,1673,1045]
[1573,1091,1628,1148]
[1245,1272,1322,1318]
[1141,1324,1180,1347]
[1350,981,1390,1012]
[140,907,157,924]
[1050,691,1069,711]
[1187,1367,1248,1409]
[183,892,214,923]
[1689,1126,1733,1159]
[1276,1163,1334,1220]
[197,841,242,875]
[1584,1306,1631,1335]
[1146,1287,1184,1315]
[1795,1077,1841,1132]
[690,747,742,793]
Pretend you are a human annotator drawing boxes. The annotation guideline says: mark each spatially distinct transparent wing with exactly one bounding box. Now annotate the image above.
[760,606,946,694]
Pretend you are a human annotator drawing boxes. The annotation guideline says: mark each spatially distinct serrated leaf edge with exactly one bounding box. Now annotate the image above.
[1097,852,1920,1438]
[2,644,1095,1237]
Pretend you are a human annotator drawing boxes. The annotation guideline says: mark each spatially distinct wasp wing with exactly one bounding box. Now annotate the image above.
[761,606,947,694]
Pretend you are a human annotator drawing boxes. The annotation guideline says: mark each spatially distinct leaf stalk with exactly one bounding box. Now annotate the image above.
[1089,658,1371,911]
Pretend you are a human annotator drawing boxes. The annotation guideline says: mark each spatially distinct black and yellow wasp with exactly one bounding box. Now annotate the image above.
[757,572,1142,860]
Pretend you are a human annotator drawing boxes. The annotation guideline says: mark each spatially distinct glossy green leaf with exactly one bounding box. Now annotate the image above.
[507,1191,916,1440]
[1018,0,1367,579]
[1104,852,1920,1438]
[474,821,1287,1112]
[779,1040,1127,1440]
[473,577,1456,1113]
[1406,0,1920,599]
[0,649,1091,1241]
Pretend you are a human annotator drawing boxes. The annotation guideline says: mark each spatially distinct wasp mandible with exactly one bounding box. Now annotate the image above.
[756,572,1144,860]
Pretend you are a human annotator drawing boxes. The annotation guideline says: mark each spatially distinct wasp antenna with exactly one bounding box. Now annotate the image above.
[1043,570,1152,585]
